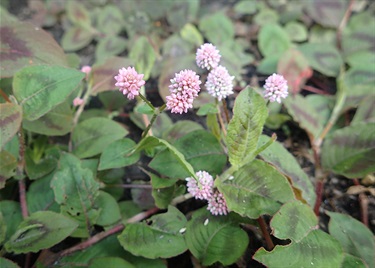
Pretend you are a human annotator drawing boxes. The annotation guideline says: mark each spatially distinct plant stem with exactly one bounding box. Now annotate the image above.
[353,179,369,227]
[17,130,28,219]
[336,0,354,50]
[138,92,155,111]
[253,133,277,156]
[106,184,152,189]
[141,104,166,139]
[0,89,11,102]
[257,216,274,250]
[221,99,230,123]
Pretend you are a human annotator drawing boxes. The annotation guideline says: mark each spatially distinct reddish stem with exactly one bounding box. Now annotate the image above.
[0,89,11,102]
[302,85,330,96]
[353,179,369,227]
[257,216,274,250]
[313,180,324,216]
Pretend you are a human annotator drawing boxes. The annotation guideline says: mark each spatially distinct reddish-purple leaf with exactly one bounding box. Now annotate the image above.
[0,103,22,149]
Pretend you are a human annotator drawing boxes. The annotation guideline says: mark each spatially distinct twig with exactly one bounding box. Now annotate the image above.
[17,130,28,219]
[337,0,354,50]
[302,85,330,95]
[257,216,274,250]
[0,89,11,102]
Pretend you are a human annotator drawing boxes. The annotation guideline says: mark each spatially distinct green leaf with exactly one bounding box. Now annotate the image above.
[0,18,68,78]
[298,43,343,77]
[66,1,91,27]
[270,201,318,242]
[73,117,128,159]
[95,36,127,62]
[51,153,100,237]
[162,120,203,143]
[254,8,279,26]
[26,173,59,214]
[91,57,134,95]
[99,138,140,170]
[0,103,22,150]
[226,87,268,169]
[118,206,187,259]
[216,160,295,219]
[25,148,58,180]
[258,135,316,207]
[351,96,375,124]
[180,23,203,47]
[95,191,122,228]
[342,254,367,268]
[327,211,375,268]
[0,258,20,268]
[258,24,291,57]
[0,201,22,241]
[13,65,84,121]
[254,230,344,268]
[234,0,257,15]
[61,26,95,52]
[185,208,248,266]
[149,130,226,178]
[304,0,348,28]
[0,213,6,245]
[129,36,156,80]
[166,0,199,30]
[284,94,324,140]
[5,211,78,254]
[96,5,124,35]
[199,12,235,45]
[284,21,307,42]
[151,174,185,209]
[135,136,196,178]
[22,101,73,136]
[0,150,16,183]
[321,122,375,178]
[89,257,135,268]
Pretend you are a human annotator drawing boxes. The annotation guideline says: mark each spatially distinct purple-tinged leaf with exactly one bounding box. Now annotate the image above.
[351,97,375,125]
[322,122,375,178]
[0,103,22,150]
[0,18,67,78]
[96,5,124,35]
[298,43,343,77]
[304,0,348,28]
[95,36,127,62]
[66,1,91,27]
[91,57,134,95]
[327,211,375,268]
[61,26,95,52]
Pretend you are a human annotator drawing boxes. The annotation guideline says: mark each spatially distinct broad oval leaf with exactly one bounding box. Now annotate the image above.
[66,1,91,27]
[118,206,187,259]
[0,258,20,268]
[298,43,343,77]
[254,230,344,268]
[22,101,73,136]
[89,257,134,268]
[95,191,122,228]
[61,26,95,52]
[0,103,22,150]
[0,201,22,241]
[5,211,78,254]
[258,135,316,207]
[327,211,375,268]
[185,208,248,266]
[0,150,17,182]
[0,17,67,78]
[149,130,226,179]
[98,138,140,171]
[13,65,85,121]
[258,24,291,57]
[72,117,128,158]
[321,122,375,178]
[304,0,348,28]
[226,87,268,169]
[129,36,156,81]
[216,159,295,219]
[199,12,235,45]
[95,36,127,62]
[270,201,318,242]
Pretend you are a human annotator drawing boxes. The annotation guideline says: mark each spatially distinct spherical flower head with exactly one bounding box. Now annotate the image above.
[205,65,234,101]
[114,67,145,100]
[207,190,228,216]
[166,69,201,114]
[73,97,84,107]
[80,65,92,75]
[263,73,288,103]
[186,171,214,200]
[196,43,221,70]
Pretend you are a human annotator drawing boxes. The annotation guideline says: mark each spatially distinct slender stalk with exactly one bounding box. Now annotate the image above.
[353,179,369,227]
[336,0,354,50]
[257,217,274,250]
[138,92,155,111]
[221,99,230,123]
[141,104,166,139]
[0,89,11,102]
[17,130,28,219]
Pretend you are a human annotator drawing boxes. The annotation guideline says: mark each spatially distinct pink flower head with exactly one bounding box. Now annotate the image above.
[186,171,214,200]
[80,65,92,75]
[73,97,84,107]
[166,69,201,114]
[196,43,221,70]
[205,65,234,101]
[114,67,145,100]
[207,190,228,216]
[263,73,288,103]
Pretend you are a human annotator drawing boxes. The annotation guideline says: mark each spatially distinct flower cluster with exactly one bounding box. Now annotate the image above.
[196,43,234,101]
[186,171,228,216]
[166,69,201,114]
[205,65,235,101]
[114,67,145,100]
[263,73,288,103]
[196,43,221,70]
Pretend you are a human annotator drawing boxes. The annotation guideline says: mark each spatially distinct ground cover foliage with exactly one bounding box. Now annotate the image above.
[0,0,374,267]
